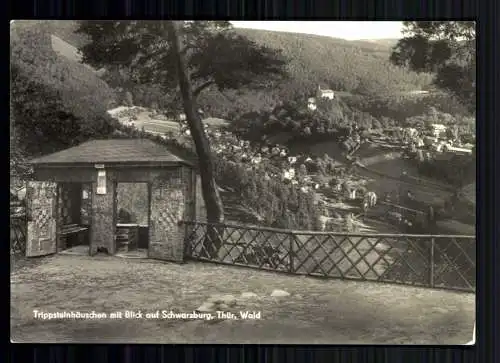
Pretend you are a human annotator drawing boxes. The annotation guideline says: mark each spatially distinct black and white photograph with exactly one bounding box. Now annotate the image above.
[10,20,476,344]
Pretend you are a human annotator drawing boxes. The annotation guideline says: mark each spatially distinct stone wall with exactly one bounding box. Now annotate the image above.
[148,167,194,262]
[25,181,58,257]
[90,175,117,255]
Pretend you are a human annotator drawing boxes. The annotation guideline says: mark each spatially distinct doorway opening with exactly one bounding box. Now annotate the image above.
[58,183,92,256]
[115,182,149,259]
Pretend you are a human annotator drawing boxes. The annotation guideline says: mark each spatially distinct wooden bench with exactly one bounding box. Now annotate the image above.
[59,224,89,249]
[60,224,89,236]
[116,224,139,253]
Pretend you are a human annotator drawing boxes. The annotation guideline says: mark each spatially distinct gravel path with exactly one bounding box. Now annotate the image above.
[11,255,475,344]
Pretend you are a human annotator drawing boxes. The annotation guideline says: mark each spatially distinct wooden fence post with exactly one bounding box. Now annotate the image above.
[289,233,294,273]
[182,221,191,258]
[429,237,435,287]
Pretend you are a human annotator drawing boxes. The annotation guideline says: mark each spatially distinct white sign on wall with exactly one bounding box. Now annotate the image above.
[97,170,107,195]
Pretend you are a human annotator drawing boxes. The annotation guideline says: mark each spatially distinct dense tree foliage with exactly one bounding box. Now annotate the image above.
[10,23,119,176]
[76,21,288,109]
[10,64,118,154]
[11,23,117,110]
[238,29,433,96]
[232,97,383,144]
[390,21,475,112]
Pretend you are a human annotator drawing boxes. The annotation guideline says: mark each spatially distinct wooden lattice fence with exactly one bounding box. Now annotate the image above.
[182,221,476,293]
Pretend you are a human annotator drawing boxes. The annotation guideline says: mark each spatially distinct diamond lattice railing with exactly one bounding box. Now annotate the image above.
[432,237,476,290]
[182,221,476,292]
[187,222,293,272]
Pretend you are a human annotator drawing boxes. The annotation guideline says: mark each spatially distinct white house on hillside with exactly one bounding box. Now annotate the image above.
[431,123,447,138]
[317,85,335,100]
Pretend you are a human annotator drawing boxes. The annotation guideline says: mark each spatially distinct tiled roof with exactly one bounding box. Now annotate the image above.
[29,139,191,166]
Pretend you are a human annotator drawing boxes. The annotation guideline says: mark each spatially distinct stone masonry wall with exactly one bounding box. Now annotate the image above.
[148,167,188,262]
[26,181,58,257]
[90,175,117,255]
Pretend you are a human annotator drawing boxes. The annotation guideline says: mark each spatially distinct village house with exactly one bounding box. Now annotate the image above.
[430,123,447,138]
[307,86,334,110]
[316,85,335,100]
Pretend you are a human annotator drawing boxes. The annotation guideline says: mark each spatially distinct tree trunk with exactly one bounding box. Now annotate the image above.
[166,21,225,258]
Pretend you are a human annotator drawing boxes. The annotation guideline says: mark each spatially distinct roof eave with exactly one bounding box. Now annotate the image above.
[30,160,194,168]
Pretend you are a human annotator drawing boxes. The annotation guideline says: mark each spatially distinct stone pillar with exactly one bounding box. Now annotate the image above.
[57,183,68,251]
[148,168,187,262]
[90,176,117,255]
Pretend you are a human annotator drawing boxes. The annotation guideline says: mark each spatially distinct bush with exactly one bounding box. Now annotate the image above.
[11,65,118,157]
[11,24,118,158]
[232,97,359,144]
[213,158,321,230]
[11,24,116,110]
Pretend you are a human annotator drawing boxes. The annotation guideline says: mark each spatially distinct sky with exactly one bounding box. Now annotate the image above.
[230,21,404,40]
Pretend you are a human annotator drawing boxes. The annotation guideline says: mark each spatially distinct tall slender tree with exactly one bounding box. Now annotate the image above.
[165,21,225,240]
[76,21,287,255]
